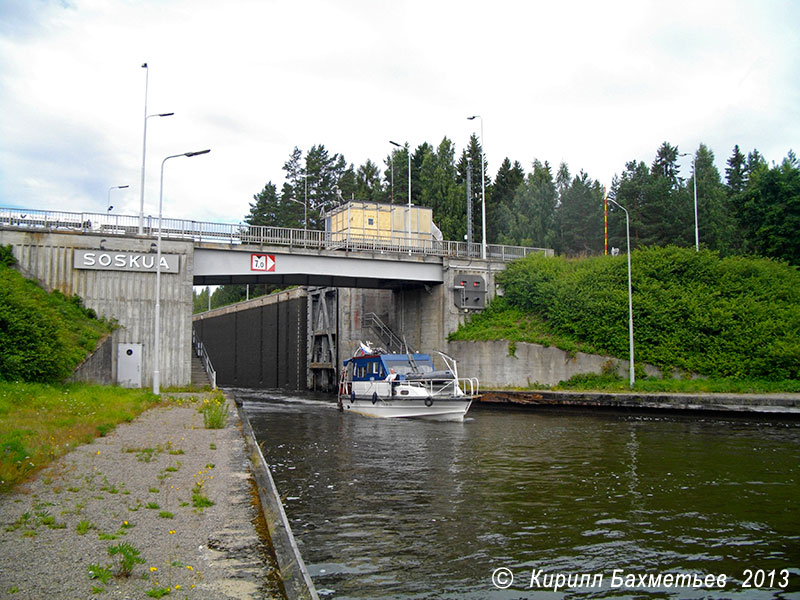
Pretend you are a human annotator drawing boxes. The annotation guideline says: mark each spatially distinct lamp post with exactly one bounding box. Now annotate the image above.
[607,196,635,389]
[467,115,486,259]
[138,63,175,234]
[389,140,411,248]
[152,149,210,395]
[107,185,128,212]
[679,151,699,251]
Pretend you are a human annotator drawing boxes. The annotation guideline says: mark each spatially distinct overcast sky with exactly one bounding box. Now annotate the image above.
[1,0,798,225]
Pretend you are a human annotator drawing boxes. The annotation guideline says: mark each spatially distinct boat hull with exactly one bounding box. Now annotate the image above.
[341,396,473,421]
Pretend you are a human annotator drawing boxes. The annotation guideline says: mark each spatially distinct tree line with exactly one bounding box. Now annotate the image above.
[246,139,799,264]
[196,139,797,312]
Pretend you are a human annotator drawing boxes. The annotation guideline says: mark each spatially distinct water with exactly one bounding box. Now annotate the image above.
[239,389,800,599]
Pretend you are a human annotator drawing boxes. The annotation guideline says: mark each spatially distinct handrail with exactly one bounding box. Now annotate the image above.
[192,328,217,389]
[362,312,406,353]
[0,206,552,262]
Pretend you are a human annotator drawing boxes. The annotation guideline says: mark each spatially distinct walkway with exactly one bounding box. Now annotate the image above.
[0,397,284,599]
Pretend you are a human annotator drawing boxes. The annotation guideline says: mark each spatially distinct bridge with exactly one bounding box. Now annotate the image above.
[1,206,550,390]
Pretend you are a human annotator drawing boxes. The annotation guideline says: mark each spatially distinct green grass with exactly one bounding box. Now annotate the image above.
[0,382,163,492]
[552,372,800,394]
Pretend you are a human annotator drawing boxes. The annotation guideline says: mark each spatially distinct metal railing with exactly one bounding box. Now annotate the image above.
[0,206,552,262]
[362,312,408,354]
[192,328,217,389]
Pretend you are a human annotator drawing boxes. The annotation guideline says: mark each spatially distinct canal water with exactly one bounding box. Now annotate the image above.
[238,389,800,599]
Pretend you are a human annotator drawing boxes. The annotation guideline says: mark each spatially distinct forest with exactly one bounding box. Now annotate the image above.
[196,138,799,311]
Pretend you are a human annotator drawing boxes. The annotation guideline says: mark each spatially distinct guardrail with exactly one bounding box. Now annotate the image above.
[0,206,551,262]
[192,328,217,389]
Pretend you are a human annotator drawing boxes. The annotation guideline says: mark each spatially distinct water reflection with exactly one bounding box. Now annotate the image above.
[239,390,800,599]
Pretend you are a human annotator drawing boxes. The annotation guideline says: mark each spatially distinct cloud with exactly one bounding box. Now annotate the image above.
[1,0,798,224]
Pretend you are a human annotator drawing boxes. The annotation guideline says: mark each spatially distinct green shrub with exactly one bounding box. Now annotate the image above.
[464,246,800,381]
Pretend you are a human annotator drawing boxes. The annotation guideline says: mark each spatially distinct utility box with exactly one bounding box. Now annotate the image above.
[117,343,142,388]
[453,274,486,310]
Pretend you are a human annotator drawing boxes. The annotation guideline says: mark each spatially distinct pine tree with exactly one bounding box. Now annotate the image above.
[491,158,525,245]
[725,144,746,195]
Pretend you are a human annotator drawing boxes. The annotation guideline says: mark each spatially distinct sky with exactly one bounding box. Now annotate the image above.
[1,0,798,226]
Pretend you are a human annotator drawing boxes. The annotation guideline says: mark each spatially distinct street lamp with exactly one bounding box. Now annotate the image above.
[152,149,210,395]
[607,196,635,389]
[107,185,129,212]
[138,63,175,235]
[467,116,487,259]
[679,151,699,251]
[389,140,411,249]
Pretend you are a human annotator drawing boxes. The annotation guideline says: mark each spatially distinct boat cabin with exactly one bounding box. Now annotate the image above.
[343,353,435,382]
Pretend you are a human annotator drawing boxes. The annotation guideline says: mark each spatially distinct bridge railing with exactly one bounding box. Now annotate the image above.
[0,207,552,262]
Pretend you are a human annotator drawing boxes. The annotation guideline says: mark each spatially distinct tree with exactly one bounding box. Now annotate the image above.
[650,142,682,189]
[556,170,605,256]
[507,160,557,248]
[725,144,747,195]
[691,144,735,253]
[246,181,283,226]
[355,159,384,202]
[734,151,800,264]
[491,158,525,245]
[419,138,460,240]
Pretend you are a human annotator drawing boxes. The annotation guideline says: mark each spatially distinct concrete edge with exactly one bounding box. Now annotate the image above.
[237,404,320,600]
[479,390,800,415]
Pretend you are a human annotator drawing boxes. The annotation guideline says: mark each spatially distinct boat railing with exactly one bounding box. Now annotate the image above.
[409,376,479,398]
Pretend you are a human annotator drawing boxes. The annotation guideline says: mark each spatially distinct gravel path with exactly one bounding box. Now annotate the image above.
[0,395,284,600]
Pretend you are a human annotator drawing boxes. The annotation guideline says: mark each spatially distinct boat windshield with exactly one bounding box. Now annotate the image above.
[383,358,434,376]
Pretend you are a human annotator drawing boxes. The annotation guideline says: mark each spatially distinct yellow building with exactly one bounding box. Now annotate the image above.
[325,201,442,248]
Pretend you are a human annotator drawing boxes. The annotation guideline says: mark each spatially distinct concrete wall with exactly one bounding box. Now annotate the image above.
[68,332,115,385]
[447,339,661,388]
[1,229,194,388]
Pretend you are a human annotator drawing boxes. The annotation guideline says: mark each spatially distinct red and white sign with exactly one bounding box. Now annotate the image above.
[250,254,275,272]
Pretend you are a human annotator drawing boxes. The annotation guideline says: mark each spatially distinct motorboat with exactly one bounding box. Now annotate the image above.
[337,343,478,421]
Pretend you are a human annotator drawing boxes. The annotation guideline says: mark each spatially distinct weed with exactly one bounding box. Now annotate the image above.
[146,587,171,598]
[145,502,160,510]
[149,487,159,493]
[88,563,113,584]
[98,532,118,540]
[158,511,174,519]
[201,394,227,429]
[191,483,214,510]
[209,443,216,450]
[76,520,96,535]
[107,542,145,578]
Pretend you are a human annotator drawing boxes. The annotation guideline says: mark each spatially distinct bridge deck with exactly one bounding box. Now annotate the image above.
[1,207,550,263]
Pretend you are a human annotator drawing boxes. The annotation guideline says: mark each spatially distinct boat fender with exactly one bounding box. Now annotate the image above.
[372,391,378,405]
[425,398,434,407]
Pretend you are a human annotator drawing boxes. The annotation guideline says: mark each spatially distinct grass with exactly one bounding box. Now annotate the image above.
[0,382,163,492]
[551,372,800,394]
[200,392,227,429]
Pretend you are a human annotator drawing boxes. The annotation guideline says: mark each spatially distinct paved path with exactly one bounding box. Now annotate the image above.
[0,396,284,599]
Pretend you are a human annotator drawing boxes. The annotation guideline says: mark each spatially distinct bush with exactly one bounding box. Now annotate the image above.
[484,246,800,380]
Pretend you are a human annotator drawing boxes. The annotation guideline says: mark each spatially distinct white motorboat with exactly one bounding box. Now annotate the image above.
[337,343,478,421]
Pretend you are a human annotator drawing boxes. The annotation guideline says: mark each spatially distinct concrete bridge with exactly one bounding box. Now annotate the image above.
[1,207,550,390]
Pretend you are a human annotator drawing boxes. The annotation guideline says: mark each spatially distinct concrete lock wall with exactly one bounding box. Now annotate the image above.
[1,229,194,388]
[447,339,661,388]
[193,288,308,389]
